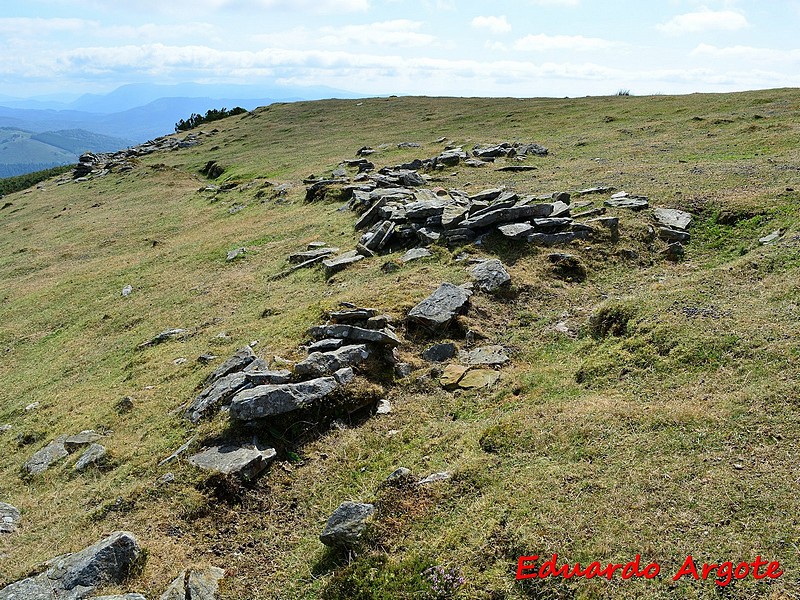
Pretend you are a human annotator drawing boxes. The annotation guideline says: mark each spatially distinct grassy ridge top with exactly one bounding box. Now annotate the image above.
[1,89,799,599]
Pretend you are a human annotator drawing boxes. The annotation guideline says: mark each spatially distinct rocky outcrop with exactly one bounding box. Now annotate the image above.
[407,283,471,329]
[188,441,277,481]
[319,502,375,548]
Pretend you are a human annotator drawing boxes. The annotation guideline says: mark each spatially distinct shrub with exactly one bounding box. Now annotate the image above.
[175,106,247,132]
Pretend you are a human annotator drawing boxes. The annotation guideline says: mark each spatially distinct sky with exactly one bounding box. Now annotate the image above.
[1,0,800,100]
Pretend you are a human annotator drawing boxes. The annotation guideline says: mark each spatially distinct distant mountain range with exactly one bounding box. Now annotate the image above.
[0,82,362,178]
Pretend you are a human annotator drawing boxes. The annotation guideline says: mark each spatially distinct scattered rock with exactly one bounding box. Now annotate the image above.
[422,343,456,363]
[376,399,392,414]
[663,242,685,261]
[186,372,251,422]
[459,345,509,366]
[457,369,500,389]
[323,250,365,277]
[653,208,692,231]
[92,594,147,600]
[205,346,256,384]
[158,436,197,467]
[115,396,134,413]
[289,247,339,264]
[386,467,411,482]
[138,328,187,349]
[604,194,649,210]
[23,437,68,475]
[160,567,225,600]
[121,285,133,297]
[400,248,432,263]
[64,430,103,453]
[0,502,20,534]
[407,283,471,329]
[295,344,371,378]
[0,531,142,600]
[74,443,108,471]
[319,502,375,547]
[469,259,511,293]
[226,247,247,262]
[759,230,782,244]
[417,471,451,485]
[440,364,469,388]
[188,441,277,481]
[307,324,401,347]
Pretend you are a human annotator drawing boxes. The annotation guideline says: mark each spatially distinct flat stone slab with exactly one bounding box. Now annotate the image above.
[759,230,782,244]
[422,343,456,363]
[323,250,365,277]
[407,283,471,328]
[64,430,103,453]
[658,227,690,242]
[289,247,339,264]
[138,328,187,349]
[230,377,340,421]
[457,369,500,389]
[243,369,292,385]
[0,502,20,534]
[294,344,370,378]
[440,364,469,388]
[307,324,401,347]
[23,437,68,475]
[160,567,225,600]
[307,338,346,353]
[417,471,452,485]
[461,203,553,229]
[319,502,375,547]
[186,371,251,422]
[653,208,692,230]
[469,259,511,293]
[497,223,534,240]
[604,197,649,210]
[459,345,509,366]
[328,308,378,323]
[205,346,256,384]
[400,248,432,263]
[189,442,276,481]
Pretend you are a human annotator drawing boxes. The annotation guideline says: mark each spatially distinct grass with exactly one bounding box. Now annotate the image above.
[1,89,800,599]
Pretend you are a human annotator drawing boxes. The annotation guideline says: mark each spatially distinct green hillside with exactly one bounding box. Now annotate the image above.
[0,90,799,600]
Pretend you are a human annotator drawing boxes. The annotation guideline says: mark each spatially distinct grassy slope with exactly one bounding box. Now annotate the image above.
[0,90,799,599]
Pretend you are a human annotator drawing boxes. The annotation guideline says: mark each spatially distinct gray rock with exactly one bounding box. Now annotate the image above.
[307,338,346,353]
[400,248,432,263]
[74,444,107,472]
[0,502,20,534]
[416,227,440,245]
[577,186,615,195]
[417,471,451,485]
[288,247,338,264]
[243,370,292,385]
[573,206,606,219]
[138,328,187,349]
[328,308,378,323]
[186,372,250,422]
[653,208,692,231]
[496,165,537,172]
[226,247,247,262]
[295,345,370,378]
[189,441,276,481]
[229,377,340,420]
[394,363,413,378]
[549,201,571,218]
[319,502,375,547]
[160,567,225,600]
[23,437,69,475]
[158,436,197,467]
[386,467,411,481]
[205,346,255,383]
[461,203,553,229]
[333,367,355,385]
[759,230,782,244]
[64,431,103,453]
[469,259,511,293]
[0,424,10,433]
[468,188,505,203]
[663,242,685,261]
[307,325,402,347]
[440,200,470,229]
[422,343,456,362]
[531,217,573,231]
[405,199,445,221]
[604,196,649,210]
[497,223,534,240]
[459,345,509,366]
[435,148,467,167]
[0,531,142,600]
[323,251,365,277]
[361,220,395,252]
[657,227,690,242]
[121,285,133,297]
[407,283,471,329]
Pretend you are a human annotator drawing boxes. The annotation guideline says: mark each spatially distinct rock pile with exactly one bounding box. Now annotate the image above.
[23,430,106,475]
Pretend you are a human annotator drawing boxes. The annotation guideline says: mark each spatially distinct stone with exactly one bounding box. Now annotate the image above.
[440,199,470,229]
[307,324,402,347]
[435,148,467,167]
[244,370,292,385]
[531,217,573,231]
[0,502,20,534]
[573,206,606,219]
[422,343,456,363]
[386,467,411,481]
[459,345,509,366]
[440,364,469,388]
[294,345,371,378]
[319,502,375,547]
[400,248,432,263]
[657,227,690,242]
[230,377,340,420]
[578,186,615,195]
[469,259,511,293]
[417,471,451,485]
[189,441,276,481]
[604,196,649,210]
[0,531,142,600]
[407,283,471,329]
[759,230,782,244]
[23,437,68,475]
[205,346,256,383]
[497,223,534,240]
[323,251,365,277]
[186,372,250,422]
[333,367,355,384]
[121,285,133,297]
[138,328,187,349]
[469,188,505,203]
[527,231,589,245]
[394,363,413,378]
[288,247,338,263]
[158,436,197,467]
[375,399,392,414]
[160,567,225,600]
[354,198,388,230]
[461,203,553,229]
[226,247,247,261]
[458,369,500,389]
[653,208,692,231]
[64,430,103,453]
[405,199,445,220]
[74,444,107,471]
[549,201,571,218]
[328,308,378,323]
[663,242,685,261]
[0,424,10,433]
[307,338,346,353]
[496,165,537,172]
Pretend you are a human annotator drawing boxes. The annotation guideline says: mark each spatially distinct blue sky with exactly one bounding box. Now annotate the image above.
[2,0,799,99]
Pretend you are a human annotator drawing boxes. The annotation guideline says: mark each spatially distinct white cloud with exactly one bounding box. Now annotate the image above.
[514,34,622,52]
[692,44,800,62]
[0,17,88,35]
[471,16,512,35]
[317,20,436,48]
[657,8,749,35]
[529,0,580,6]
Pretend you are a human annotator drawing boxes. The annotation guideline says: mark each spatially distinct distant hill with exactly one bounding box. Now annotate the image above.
[0,127,131,178]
